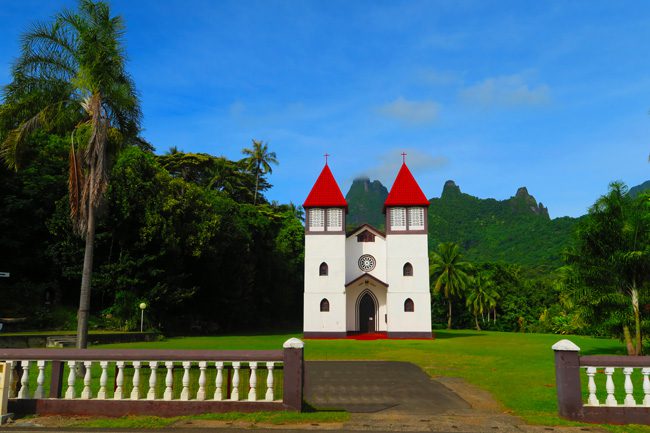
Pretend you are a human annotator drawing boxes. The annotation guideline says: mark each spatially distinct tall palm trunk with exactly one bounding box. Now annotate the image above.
[474,314,481,331]
[447,300,452,329]
[76,200,96,349]
[623,325,635,356]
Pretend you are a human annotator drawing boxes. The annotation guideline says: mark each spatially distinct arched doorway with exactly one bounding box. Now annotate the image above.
[359,293,376,333]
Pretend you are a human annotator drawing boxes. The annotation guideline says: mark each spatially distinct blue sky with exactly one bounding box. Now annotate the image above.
[1,1,649,217]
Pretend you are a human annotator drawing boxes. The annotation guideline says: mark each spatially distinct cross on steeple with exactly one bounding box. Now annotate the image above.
[401,152,407,163]
[324,153,330,165]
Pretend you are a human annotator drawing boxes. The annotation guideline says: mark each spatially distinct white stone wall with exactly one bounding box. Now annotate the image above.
[345,230,387,284]
[303,233,346,333]
[385,233,432,333]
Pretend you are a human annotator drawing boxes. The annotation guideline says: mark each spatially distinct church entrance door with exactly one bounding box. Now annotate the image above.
[359,293,376,333]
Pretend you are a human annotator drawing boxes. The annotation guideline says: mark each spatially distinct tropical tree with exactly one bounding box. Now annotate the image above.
[430,242,471,329]
[242,139,278,204]
[565,182,650,355]
[466,273,499,331]
[0,0,141,348]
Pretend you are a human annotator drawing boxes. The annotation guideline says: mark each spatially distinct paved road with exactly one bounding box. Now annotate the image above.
[305,361,470,414]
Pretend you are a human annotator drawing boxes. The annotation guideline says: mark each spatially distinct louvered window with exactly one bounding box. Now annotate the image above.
[390,207,406,231]
[327,208,342,231]
[408,207,425,230]
[309,208,324,231]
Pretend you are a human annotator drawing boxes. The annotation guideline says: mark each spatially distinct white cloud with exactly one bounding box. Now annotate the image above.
[354,148,448,186]
[377,97,440,125]
[460,75,550,108]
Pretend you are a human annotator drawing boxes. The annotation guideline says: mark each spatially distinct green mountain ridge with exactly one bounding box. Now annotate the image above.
[345,177,578,268]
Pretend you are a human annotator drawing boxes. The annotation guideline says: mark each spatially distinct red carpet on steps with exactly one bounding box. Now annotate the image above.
[346,332,388,340]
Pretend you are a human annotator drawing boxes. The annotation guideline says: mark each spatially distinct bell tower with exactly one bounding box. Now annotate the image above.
[303,161,348,338]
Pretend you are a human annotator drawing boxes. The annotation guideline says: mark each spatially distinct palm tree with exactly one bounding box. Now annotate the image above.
[242,139,278,204]
[466,273,499,331]
[0,0,141,348]
[565,182,650,355]
[430,242,471,329]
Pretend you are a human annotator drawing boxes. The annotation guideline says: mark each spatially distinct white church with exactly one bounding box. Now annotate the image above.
[302,160,433,339]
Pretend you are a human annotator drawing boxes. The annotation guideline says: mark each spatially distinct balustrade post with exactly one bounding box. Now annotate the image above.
[81,361,92,399]
[114,361,125,400]
[64,361,76,399]
[131,361,141,400]
[34,361,46,399]
[214,362,223,401]
[147,361,158,400]
[7,361,17,399]
[282,338,304,411]
[231,362,240,401]
[248,362,257,401]
[586,366,599,406]
[180,362,191,401]
[164,362,173,401]
[97,361,108,399]
[624,367,636,406]
[605,367,617,406]
[265,361,275,401]
[197,362,207,401]
[552,340,582,420]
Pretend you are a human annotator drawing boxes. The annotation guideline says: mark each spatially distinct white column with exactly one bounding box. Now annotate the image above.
[586,367,599,406]
[605,367,617,406]
[131,361,141,400]
[114,361,125,400]
[164,362,174,401]
[248,362,257,401]
[18,360,31,399]
[97,361,108,400]
[64,361,76,399]
[265,362,274,402]
[180,361,191,401]
[214,362,223,401]
[643,368,650,407]
[147,361,158,400]
[34,360,46,399]
[624,367,636,406]
[197,362,207,401]
[231,362,240,401]
[81,361,93,399]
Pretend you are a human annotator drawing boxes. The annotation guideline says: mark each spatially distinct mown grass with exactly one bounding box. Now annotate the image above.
[97,330,650,432]
[68,411,349,428]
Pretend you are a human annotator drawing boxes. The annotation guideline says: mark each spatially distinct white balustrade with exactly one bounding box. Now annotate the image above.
[114,361,125,400]
[98,361,108,399]
[34,360,46,399]
[131,361,141,400]
[2,353,288,406]
[180,361,191,401]
[214,361,223,401]
[197,361,207,401]
[81,361,92,399]
[231,362,240,401]
[164,361,174,401]
[248,362,257,401]
[266,362,274,401]
[586,366,599,406]
[605,367,617,406]
[64,361,75,399]
[147,361,158,400]
[624,367,636,406]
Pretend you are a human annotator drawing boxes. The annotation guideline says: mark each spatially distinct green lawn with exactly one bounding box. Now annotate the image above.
[96,330,650,432]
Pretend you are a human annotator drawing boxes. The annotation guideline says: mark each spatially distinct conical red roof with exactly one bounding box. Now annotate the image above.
[303,164,347,208]
[384,163,430,207]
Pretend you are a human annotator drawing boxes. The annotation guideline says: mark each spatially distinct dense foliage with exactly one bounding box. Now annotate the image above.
[0,136,304,333]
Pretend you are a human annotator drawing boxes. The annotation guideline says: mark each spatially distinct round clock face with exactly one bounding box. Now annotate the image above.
[358,254,376,272]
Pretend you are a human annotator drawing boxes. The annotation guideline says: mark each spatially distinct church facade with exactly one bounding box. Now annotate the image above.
[302,161,433,338]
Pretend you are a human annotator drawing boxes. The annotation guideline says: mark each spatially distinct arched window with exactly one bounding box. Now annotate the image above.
[319,262,328,276]
[320,298,330,312]
[404,298,414,312]
[403,262,413,276]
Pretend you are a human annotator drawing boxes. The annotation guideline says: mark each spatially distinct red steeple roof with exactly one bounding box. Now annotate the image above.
[384,163,430,207]
[303,164,348,208]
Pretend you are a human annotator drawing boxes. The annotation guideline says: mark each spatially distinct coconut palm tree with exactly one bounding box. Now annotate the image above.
[430,242,471,329]
[242,139,278,204]
[0,0,141,348]
[466,273,499,331]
